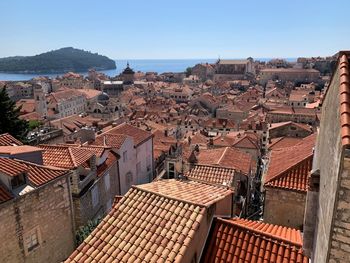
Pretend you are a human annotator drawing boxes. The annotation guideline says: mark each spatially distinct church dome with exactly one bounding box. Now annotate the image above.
[98,92,110,101]
[122,62,135,75]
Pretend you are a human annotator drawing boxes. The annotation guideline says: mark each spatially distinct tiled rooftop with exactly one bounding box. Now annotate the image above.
[66,185,207,263]
[93,133,129,149]
[105,123,152,146]
[0,133,23,146]
[268,137,302,150]
[0,157,69,187]
[339,53,350,146]
[185,165,235,187]
[0,157,28,176]
[195,147,253,175]
[137,179,233,207]
[201,217,308,263]
[38,144,95,169]
[0,184,13,203]
[264,134,316,192]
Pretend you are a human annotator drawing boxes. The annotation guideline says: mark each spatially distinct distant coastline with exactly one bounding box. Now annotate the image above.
[0,58,298,81]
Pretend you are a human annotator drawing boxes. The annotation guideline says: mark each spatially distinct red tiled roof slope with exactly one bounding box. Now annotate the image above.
[265,156,312,192]
[0,184,13,203]
[66,186,206,263]
[0,157,69,187]
[38,145,95,169]
[106,123,152,146]
[186,165,235,187]
[264,134,316,187]
[0,157,28,176]
[93,133,128,149]
[339,53,350,146]
[201,217,308,263]
[195,147,253,175]
[0,133,23,146]
[137,179,233,207]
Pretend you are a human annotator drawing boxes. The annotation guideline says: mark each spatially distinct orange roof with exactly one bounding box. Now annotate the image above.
[96,151,118,177]
[137,179,233,207]
[0,157,28,176]
[186,165,235,187]
[195,147,253,175]
[0,145,42,155]
[105,123,152,146]
[268,137,303,150]
[264,134,316,192]
[38,145,95,169]
[232,135,259,149]
[269,121,312,132]
[339,53,350,146]
[0,157,68,186]
[201,217,308,263]
[66,184,207,263]
[0,133,23,146]
[265,156,312,192]
[93,133,128,149]
[0,184,12,203]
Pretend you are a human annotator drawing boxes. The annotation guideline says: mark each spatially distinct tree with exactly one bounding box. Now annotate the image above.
[185,67,192,77]
[0,87,28,141]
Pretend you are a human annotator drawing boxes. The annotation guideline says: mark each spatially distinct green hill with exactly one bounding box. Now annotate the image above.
[0,47,116,73]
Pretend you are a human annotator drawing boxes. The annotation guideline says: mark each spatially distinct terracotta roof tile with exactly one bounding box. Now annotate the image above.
[0,183,13,203]
[92,133,128,149]
[0,157,28,176]
[65,180,210,263]
[185,165,235,187]
[105,123,152,146]
[138,179,233,207]
[201,217,309,263]
[268,137,303,150]
[264,134,316,192]
[339,53,350,146]
[0,133,23,146]
[195,147,253,175]
[0,157,69,187]
[38,145,95,169]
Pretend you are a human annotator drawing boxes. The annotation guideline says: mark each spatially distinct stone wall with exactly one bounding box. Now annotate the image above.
[73,160,119,227]
[328,156,350,262]
[269,124,312,138]
[264,187,306,229]
[310,65,344,263]
[0,176,75,263]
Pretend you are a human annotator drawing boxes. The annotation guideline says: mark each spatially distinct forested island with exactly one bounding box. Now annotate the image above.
[0,47,116,73]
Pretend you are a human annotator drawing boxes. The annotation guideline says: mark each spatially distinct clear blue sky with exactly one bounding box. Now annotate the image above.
[0,0,349,59]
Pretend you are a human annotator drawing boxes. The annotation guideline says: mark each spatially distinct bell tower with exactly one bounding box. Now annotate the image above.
[34,84,48,118]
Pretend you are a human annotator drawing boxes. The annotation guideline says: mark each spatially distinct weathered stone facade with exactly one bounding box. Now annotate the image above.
[0,175,75,263]
[73,159,119,227]
[264,187,306,229]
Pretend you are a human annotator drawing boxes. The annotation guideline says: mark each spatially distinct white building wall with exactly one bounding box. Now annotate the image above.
[135,139,153,185]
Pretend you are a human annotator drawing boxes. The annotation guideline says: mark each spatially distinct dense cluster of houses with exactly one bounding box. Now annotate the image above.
[0,53,349,262]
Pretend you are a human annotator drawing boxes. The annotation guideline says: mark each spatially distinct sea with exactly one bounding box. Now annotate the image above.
[0,58,297,81]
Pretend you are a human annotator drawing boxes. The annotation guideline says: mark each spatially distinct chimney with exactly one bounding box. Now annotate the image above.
[164,129,168,137]
[209,137,213,146]
[103,135,107,146]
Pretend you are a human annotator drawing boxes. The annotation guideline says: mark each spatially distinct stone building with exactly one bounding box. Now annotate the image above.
[65,179,233,262]
[37,144,119,227]
[121,62,135,85]
[303,51,350,262]
[191,63,215,80]
[268,121,313,139]
[259,68,320,85]
[214,58,255,81]
[0,157,75,263]
[262,134,315,229]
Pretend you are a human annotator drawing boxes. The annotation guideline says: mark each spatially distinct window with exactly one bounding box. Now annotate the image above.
[91,186,99,208]
[104,172,110,191]
[25,228,40,254]
[168,162,175,179]
[11,174,26,189]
